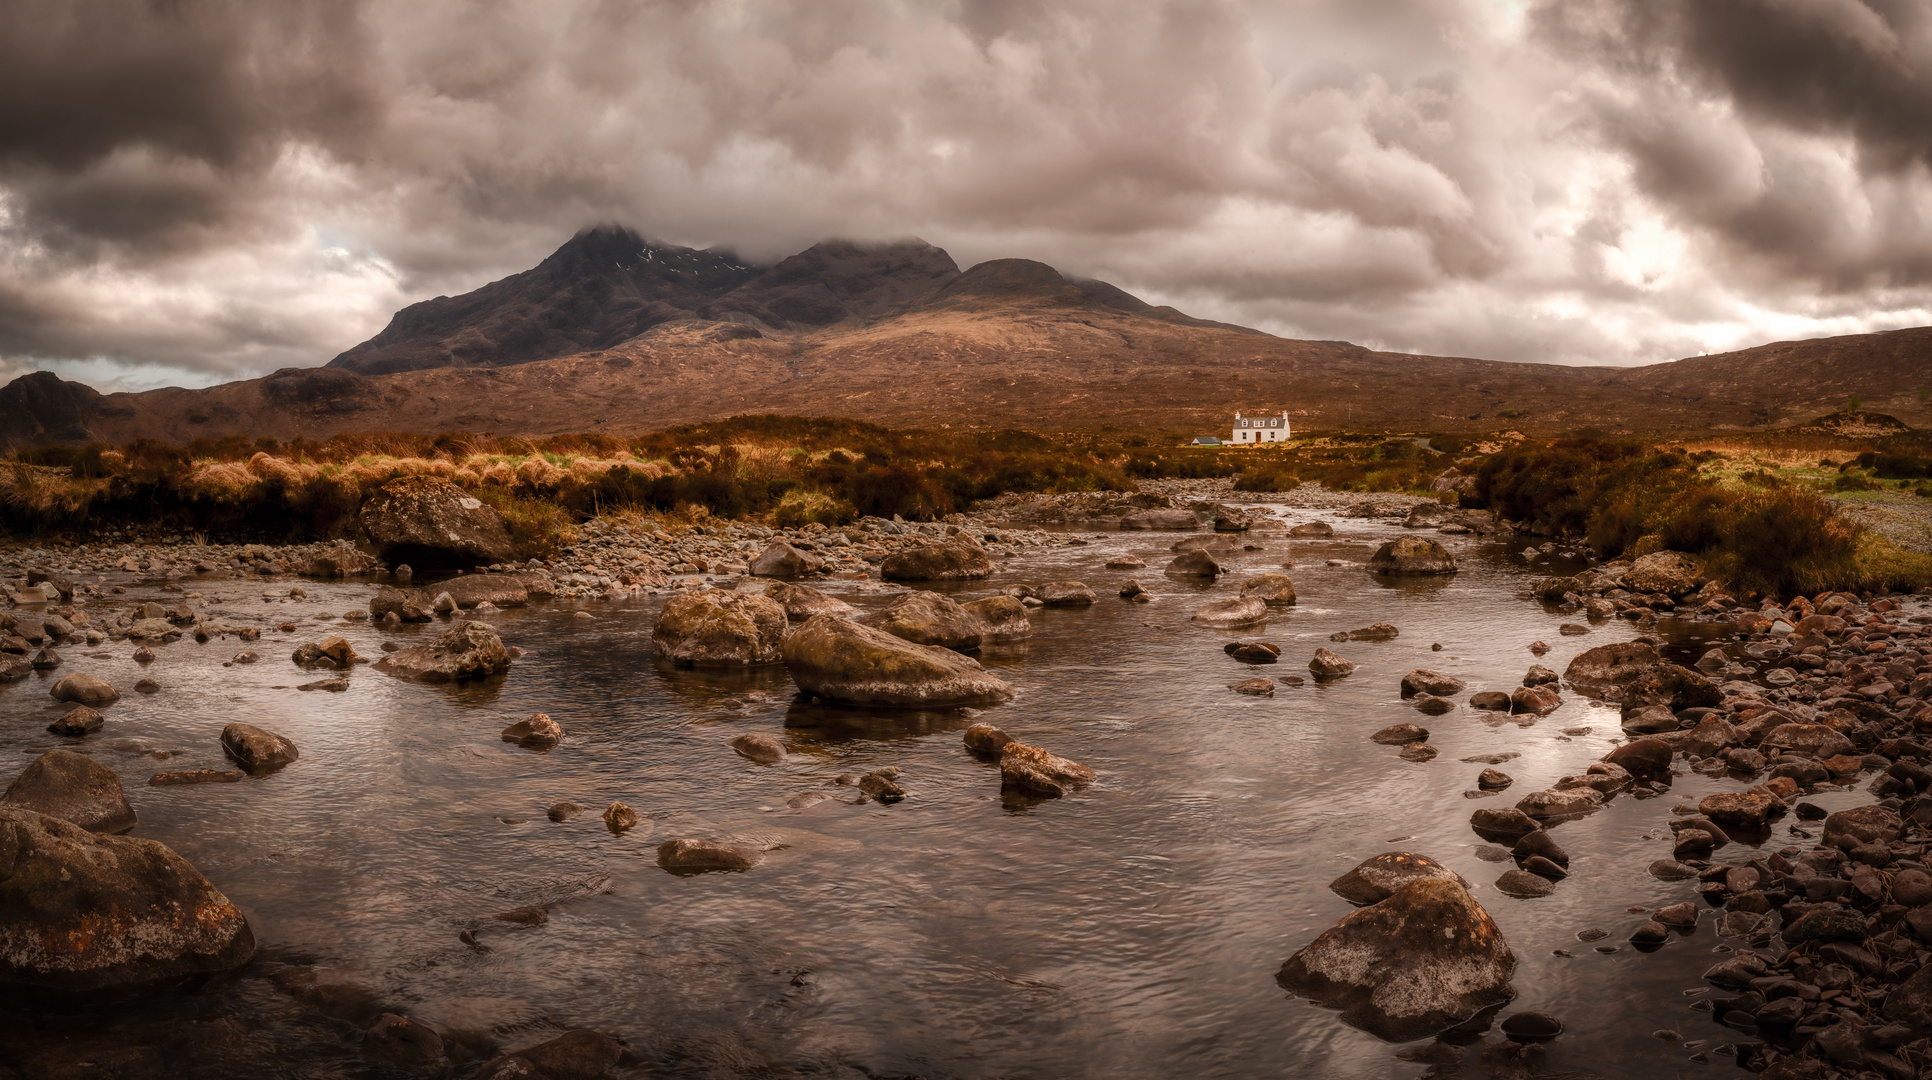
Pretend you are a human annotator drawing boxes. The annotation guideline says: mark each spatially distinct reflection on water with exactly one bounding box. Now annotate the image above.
[1,509,1768,1077]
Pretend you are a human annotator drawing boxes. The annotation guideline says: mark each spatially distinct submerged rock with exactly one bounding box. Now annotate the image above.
[1276,879,1515,1041]
[651,590,788,667]
[0,807,255,991]
[1,750,137,834]
[501,713,564,750]
[476,1030,624,1080]
[1000,742,1095,797]
[1229,677,1275,696]
[657,838,762,874]
[374,621,511,683]
[729,733,786,764]
[783,614,1014,708]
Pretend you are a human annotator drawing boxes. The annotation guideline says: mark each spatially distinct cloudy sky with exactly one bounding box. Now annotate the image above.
[5,0,1932,391]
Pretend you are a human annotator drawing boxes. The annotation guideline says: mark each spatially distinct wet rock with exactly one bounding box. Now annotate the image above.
[31,648,59,670]
[546,801,583,823]
[1337,623,1400,642]
[602,801,639,833]
[1759,723,1855,760]
[1469,691,1512,711]
[133,678,158,694]
[760,580,857,621]
[1366,536,1458,575]
[656,838,762,874]
[783,614,1015,708]
[652,590,788,667]
[375,621,511,683]
[476,1029,625,1080]
[231,650,259,664]
[1413,695,1453,716]
[1225,641,1281,664]
[1163,549,1224,578]
[1,750,137,834]
[1038,581,1097,607]
[1192,596,1269,628]
[1672,828,1716,860]
[1621,664,1722,713]
[963,723,1012,755]
[1823,806,1904,851]
[1501,1012,1563,1042]
[1605,737,1674,780]
[1512,829,1568,867]
[49,673,119,706]
[220,723,299,775]
[1239,574,1298,606]
[1276,879,1515,1041]
[1650,859,1699,880]
[729,733,786,764]
[1000,742,1095,797]
[1401,669,1466,697]
[1563,641,1662,687]
[1229,677,1275,696]
[859,770,906,802]
[1654,902,1697,929]
[359,474,516,569]
[1782,907,1869,946]
[1522,664,1560,686]
[363,1012,445,1070]
[1289,521,1334,537]
[880,535,992,581]
[1118,579,1145,599]
[1400,743,1439,762]
[1470,807,1541,843]
[1629,920,1669,945]
[1309,648,1355,679]
[1698,792,1780,831]
[1679,716,1742,758]
[46,705,103,737]
[1330,852,1468,906]
[1510,685,1562,715]
[297,677,349,692]
[1478,769,1513,790]
[1516,788,1602,820]
[501,713,563,750]
[1496,869,1555,898]
[960,595,1033,643]
[0,807,255,990]
[1104,555,1145,569]
[1372,724,1429,745]
[148,770,244,786]
[291,635,358,668]
[749,542,824,578]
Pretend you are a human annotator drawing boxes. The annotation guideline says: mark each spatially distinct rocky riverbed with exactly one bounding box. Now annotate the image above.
[2,496,1930,1079]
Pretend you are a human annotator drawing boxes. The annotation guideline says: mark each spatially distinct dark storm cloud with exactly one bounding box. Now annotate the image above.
[8,0,1932,387]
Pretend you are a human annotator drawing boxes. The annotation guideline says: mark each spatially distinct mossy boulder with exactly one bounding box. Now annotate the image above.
[358,475,515,569]
[783,614,1014,708]
[1366,536,1458,575]
[880,536,992,581]
[859,591,988,652]
[374,621,511,682]
[650,590,788,667]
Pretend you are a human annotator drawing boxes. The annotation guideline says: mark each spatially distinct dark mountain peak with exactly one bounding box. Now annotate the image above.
[0,369,105,448]
[918,258,1087,309]
[702,237,960,328]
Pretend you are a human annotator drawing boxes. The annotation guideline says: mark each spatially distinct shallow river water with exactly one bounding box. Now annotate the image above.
[4,507,1847,1078]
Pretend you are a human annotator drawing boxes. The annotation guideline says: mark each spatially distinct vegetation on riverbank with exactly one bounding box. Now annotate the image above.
[1473,437,1932,596]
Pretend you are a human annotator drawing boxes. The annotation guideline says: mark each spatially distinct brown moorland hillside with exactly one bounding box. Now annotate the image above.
[3,229,1928,449]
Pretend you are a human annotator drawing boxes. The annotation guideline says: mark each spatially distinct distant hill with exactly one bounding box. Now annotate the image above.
[3,228,1928,447]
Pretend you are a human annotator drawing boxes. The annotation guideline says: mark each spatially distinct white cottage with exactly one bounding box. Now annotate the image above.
[1230,411,1291,445]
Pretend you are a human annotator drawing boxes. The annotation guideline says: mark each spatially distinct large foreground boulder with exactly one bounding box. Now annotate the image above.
[651,590,787,667]
[784,614,1014,708]
[880,536,992,581]
[1,750,137,834]
[1277,879,1515,1041]
[860,591,988,652]
[0,808,256,991]
[374,621,511,682]
[1367,537,1458,575]
[358,475,516,569]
